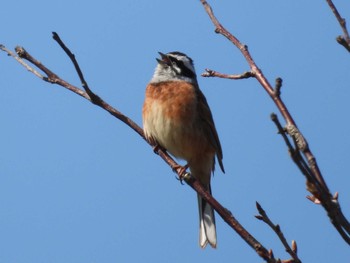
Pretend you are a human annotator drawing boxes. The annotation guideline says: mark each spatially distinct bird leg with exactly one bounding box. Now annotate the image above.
[174,164,189,184]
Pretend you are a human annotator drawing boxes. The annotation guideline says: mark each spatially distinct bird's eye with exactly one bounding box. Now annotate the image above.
[169,57,178,65]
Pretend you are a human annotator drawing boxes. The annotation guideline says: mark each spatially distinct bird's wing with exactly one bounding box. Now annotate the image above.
[196,87,225,173]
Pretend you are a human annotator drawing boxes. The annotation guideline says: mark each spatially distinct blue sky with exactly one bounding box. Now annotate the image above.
[1,0,350,262]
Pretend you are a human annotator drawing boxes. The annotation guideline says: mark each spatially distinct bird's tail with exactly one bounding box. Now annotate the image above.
[197,186,217,248]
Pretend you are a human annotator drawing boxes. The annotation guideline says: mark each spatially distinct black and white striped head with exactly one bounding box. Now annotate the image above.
[150,51,197,84]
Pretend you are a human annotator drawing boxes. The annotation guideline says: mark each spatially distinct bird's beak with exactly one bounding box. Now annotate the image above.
[156,52,171,66]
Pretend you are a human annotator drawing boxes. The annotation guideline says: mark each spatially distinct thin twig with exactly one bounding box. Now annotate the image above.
[256,202,301,263]
[52,32,102,103]
[325,0,350,52]
[271,78,350,246]
[1,38,277,262]
[199,0,350,245]
[2,44,143,138]
[202,68,254,79]
[0,45,45,80]
[270,113,315,190]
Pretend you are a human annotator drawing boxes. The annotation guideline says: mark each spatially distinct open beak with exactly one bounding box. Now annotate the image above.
[156,52,171,66]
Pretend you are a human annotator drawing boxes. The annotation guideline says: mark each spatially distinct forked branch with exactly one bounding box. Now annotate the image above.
[256,202,301,263]
[199,0,350,245]
[1,33,295,262]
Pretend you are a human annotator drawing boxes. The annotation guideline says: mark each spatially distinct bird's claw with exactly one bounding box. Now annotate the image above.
[173,164,189,184]
[152,144,166,154]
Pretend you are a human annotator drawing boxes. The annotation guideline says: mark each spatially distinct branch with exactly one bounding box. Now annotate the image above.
[1,34,286,262]
[183,173,274,262]
[256,202,301,263]
[325,0,350,52]
[270,113,315,188]
[0,45,46,80]
[202,68,254,79]
[52,32,102,103]
[199,0,350,245]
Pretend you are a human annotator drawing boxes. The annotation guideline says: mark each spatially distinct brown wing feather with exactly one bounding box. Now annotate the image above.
[196,87,225,174]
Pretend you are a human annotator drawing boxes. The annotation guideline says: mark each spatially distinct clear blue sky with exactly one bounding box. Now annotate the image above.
[1,0,349,262]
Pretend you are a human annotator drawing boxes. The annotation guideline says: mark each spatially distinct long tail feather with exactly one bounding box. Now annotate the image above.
[197,192,217,248]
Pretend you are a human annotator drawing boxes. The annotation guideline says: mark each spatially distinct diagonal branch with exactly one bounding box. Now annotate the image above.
[325,0,350,52]
[270,113,314,188]
[0,45,46,80]
[52,32,101,103]
[199,0,350,245]
[256,202,301,263]
[1,34,290,262]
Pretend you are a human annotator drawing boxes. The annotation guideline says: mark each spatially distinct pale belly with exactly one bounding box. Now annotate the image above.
[143,100,206,162]
[143,81,216,169]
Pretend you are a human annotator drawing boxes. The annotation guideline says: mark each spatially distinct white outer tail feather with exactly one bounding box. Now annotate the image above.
[198,193,217,248]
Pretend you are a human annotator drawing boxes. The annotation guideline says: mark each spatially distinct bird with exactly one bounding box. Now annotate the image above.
[142,51,225,248]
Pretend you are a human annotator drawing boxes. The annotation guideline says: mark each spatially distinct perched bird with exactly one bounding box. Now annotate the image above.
[142,51,224,248]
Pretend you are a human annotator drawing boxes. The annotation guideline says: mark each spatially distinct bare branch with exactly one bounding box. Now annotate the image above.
[325,0,350,52]
[199,0,350,245]
[1,36,278,262]
[202,68,254,79]
[270,113,314,186]
[256,202,302,263]
[52,32,101,103]
[2,0,350,258]
[13,46,89,99]
[183,173,275,261]
[0,45,45,80]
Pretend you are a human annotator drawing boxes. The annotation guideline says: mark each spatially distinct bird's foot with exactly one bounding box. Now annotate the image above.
[152,143,166,154]
[173,164,189,184]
